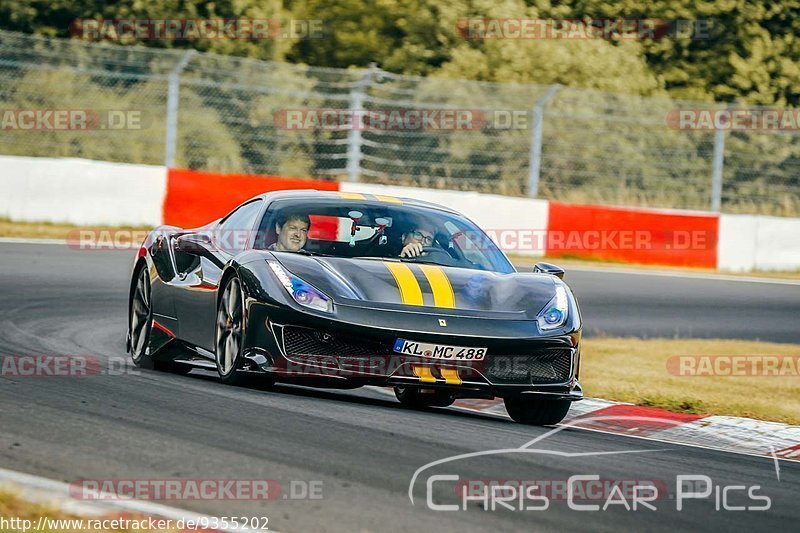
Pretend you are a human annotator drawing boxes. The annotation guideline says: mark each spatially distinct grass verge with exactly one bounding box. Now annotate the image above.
[582,337,800,425]
[0,218,149,242]
[0,490,176,532]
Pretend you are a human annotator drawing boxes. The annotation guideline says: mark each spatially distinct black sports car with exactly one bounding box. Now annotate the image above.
[127,190,583,425]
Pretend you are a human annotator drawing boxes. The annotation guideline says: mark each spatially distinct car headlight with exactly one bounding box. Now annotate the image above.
[537,285,568,331]
[268,260,332,313]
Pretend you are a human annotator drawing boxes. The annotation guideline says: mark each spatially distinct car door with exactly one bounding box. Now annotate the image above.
[172,199,264,350]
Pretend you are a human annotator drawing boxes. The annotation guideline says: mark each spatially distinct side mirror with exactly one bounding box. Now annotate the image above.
[191,233,212,245]
[533,261,565,279]
[176,234,215,257]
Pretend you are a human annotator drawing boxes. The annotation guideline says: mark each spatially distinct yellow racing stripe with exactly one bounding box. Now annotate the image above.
[412,365,437,383]
[373,194,402,204]
[384,262,424,306]
[338,192,367,200]
[440,368,462,385]
[418,265,456,308]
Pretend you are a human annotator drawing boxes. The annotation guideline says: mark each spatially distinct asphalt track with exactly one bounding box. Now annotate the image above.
[1,243,799,532]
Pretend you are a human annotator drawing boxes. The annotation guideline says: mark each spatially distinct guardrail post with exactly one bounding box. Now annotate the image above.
[527,84,561,198]
[164,49,196,168]
[346,64,377,182]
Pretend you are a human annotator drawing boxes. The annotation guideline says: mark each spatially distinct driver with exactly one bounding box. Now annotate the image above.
[399,224,436,258]
[269,212,311,252]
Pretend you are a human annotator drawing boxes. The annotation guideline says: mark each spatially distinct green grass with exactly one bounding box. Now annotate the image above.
[582,337,800,424]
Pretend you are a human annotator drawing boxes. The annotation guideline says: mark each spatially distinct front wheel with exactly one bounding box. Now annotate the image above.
[503,395,571,425]
[394,387,455,409]
[215,276,247,385]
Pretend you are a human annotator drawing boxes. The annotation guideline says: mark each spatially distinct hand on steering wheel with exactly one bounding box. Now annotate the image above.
[421,246,450,256]
[400,242,450,259]
[399,242,424,258]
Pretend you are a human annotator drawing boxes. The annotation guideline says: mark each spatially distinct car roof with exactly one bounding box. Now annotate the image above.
[257,189,459,215]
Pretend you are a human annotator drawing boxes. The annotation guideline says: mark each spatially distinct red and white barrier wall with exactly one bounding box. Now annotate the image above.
[162,168,339,227]
[0,155,166,226]
[718,214,800,271]
[1,155,798,272]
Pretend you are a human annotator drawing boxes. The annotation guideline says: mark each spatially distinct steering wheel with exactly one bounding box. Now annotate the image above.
[406,246,456,263]
[403,246,448,259]
[424,246,450,254]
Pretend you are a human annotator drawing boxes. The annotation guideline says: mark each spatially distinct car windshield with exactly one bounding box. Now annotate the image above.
[254,198,515,274]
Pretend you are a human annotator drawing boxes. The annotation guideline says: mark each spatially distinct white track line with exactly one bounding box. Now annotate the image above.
[0,237,67,245]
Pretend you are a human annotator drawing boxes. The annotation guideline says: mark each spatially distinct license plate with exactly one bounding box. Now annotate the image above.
[393,339,487,360]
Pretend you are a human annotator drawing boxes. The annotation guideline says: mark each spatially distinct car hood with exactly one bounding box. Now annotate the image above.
[270,253,557,318]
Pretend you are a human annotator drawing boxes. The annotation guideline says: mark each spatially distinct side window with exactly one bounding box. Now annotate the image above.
[216,200,263,252]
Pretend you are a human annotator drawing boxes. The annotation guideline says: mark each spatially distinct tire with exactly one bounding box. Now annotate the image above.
[503,395,571,425]
[215,276,248,385]
[394,386,455,409]
[129,266,155,369]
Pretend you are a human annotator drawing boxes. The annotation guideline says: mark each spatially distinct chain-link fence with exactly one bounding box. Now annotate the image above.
[1,30,798,215]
